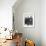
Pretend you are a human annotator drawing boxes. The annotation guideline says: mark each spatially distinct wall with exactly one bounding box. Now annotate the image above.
[40,0,46,46]
[0,0,16,30]
[13,0,41,46]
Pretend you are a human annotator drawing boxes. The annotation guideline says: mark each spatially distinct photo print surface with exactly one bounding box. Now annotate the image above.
[25,16,33,25]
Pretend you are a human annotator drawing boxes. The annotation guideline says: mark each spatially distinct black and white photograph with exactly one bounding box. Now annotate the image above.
[23,12,34,27]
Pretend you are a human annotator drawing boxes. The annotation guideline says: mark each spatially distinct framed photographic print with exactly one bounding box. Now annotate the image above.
[23,12,34,27]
